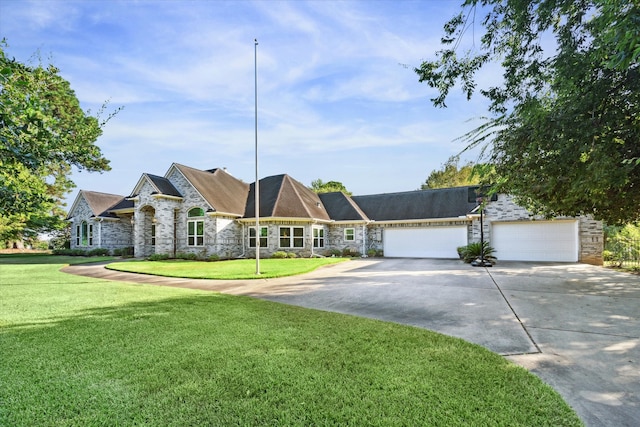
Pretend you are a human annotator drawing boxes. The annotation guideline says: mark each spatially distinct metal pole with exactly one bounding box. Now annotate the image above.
[254,38,260,275]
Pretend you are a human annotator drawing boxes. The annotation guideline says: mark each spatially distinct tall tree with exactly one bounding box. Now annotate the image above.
[0,42,117,241]
[421,155,480,189]
[310,179,352,196]
[415,0,640,224]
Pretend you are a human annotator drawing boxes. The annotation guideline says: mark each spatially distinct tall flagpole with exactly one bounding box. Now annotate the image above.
[254,38,260,275]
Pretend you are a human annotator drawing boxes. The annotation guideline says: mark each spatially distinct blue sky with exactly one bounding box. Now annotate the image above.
[1,0,496,207]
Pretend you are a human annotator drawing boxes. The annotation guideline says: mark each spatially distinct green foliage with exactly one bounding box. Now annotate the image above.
[416,0,640,223]
[0,41,120,240]
[421,155,481,189]
[175,252,198,260]
[112,247,134,257]
[148,253,170,261]
[271,251,288,259]
[458,242,496,264]
[0,256,581,426]
[287,251,297,258]
[310,179,352,196]
[87,248,110,257]
[342,248,361,257]
[604,223,640,267]
[52,248,87,256]
[108,257,349,280]
[207,254,220,262]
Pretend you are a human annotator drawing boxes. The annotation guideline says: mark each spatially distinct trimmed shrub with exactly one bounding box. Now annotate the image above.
[367,249,377,258]
[88,248,111,257]
[271,251,288,259]
[287,252,297,258]
[148,253,170,261]
[207,254,220,262]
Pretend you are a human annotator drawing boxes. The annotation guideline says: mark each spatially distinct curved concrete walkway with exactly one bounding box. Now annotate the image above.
[62,259,640,427]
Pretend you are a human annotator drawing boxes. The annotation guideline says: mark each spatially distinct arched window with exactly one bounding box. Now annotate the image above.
[187,208,204,246]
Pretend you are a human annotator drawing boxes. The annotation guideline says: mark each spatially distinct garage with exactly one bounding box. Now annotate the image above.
[384,226,468,258]
[492,220,579,262]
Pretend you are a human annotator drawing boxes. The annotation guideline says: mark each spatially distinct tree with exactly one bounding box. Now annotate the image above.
[310,179,352,196]
[0,41,117,241]
[415,0,640,224]
[421,155,480,189]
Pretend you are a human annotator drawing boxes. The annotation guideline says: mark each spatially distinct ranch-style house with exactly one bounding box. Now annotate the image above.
[67,163,603,264]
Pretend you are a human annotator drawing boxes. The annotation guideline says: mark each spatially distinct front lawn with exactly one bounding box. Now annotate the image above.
[0,255,583,426]
[107,257,349,279]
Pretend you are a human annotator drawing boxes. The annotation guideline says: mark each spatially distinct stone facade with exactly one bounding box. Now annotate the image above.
[479,194,603,265]
[70,196,132,252]
[68,167,603,264]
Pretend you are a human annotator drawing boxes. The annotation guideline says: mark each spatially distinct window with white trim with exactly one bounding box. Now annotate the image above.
[344,228,355,241]
[279,226,304,248]
[249,226,268,248]
[77,221,93,246]
[313,227,324,248]
[151,224,156,246]
[187,208,204,246]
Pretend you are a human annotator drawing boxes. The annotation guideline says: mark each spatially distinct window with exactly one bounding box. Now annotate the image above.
[187,207,204,246]
[151,224,156,246]
[313,227,324,248]
[76,221,93,246]
[344,228,355,241]
[249,226,268,248]
[279,226,304,248]
[81,221,89,246]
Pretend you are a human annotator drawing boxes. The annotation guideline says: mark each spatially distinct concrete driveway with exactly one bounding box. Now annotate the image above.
[64,258,640,426]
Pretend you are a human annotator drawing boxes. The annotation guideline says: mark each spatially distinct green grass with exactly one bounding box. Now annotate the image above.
[0,255,583,426]
[107,257,350,279]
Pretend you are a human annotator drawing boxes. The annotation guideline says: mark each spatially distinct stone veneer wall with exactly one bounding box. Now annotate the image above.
[69,196,132,251]
[481,194,603,265]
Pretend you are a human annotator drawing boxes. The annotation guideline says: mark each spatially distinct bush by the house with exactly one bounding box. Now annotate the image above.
[148,253,170,261]
[458,242,496,264]
[207,254,220,262]
[342,248,361,257]
[287,252,297,258]
[87,248,110,257]
[175,252,198,260]
[271,251,288,259]
[113,247,134,258]
[52,248,87,256]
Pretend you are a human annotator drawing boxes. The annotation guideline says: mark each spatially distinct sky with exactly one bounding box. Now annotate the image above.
[1,0,497,208]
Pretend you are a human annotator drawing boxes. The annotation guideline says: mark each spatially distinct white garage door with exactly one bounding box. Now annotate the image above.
[492,221,579,262]
[384,226,468,258]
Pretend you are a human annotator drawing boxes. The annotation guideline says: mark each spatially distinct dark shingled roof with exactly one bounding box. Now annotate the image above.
[318,192,369,222]
[174,164,249,216]
[245,174,330,220]
[145,174,182,197]
[108,198,135,212]
[351,186,480,221]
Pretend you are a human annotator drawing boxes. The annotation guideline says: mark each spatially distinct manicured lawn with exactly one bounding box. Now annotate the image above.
[0,255,583,426]
[107,257,350,279]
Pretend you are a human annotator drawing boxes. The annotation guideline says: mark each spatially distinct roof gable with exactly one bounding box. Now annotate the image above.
[130,173,182,198]
[352,186,479,221]
[68,190,126,219]
[171,164,249,216]
[245,174,330,220]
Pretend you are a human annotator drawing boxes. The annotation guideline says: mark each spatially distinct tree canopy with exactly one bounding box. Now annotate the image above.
[415,0,640,224]
[310,179,352,196]
[421,155,480,189]
[0,42,116,242]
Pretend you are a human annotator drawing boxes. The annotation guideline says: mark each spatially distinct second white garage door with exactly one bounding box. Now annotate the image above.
[384,226,468,258]
[492,220,579,262]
